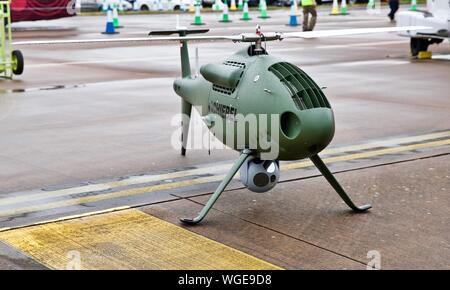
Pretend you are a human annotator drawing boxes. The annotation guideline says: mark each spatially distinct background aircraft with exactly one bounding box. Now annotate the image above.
[397,0,449,56]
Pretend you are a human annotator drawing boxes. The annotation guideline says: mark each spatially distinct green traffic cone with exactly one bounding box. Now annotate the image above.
[340,0,348,15]
[220,0,231,22]
[238,0,243,10]
[112,4,122,28]
[213,0,221,11]
[410,0,417,11]
[192,1,205,25]
[240,0,251,21]
[258,0,270,19]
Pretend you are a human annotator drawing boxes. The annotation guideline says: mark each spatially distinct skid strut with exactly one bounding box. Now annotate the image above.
[310,154,371,212]
[180,149,253,225]
[181,152,370,225]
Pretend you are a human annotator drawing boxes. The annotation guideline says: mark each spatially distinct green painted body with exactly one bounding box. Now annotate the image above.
[172,30,371,224]
[174,46,335,161]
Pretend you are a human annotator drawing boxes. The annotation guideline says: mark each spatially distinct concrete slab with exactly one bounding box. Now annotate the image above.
[188,155,450,269]
[0,241,46,270]
[142,199,365,269]
[0,209,281,270]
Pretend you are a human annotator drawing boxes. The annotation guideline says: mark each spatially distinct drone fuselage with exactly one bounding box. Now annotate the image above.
[174,47,335,161]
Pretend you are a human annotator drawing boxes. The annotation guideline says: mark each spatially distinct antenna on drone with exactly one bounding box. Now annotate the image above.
[253,25,266,55]
[195,47,199,78]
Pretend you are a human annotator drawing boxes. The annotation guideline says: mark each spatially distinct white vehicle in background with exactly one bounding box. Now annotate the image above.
[133,0,191,11]
[92,0,134,11]
[397,0,450,56]
[118,0,134,10]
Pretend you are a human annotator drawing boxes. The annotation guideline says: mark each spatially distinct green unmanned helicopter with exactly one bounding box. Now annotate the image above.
[14,25,429,224]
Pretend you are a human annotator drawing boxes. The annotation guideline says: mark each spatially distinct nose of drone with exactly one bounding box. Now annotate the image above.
[278,108,335,160]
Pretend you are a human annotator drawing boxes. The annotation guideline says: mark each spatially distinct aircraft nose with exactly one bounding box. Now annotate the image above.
[278,108,335,160]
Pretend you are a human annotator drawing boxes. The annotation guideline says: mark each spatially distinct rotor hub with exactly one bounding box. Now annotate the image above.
[245,25,280,56]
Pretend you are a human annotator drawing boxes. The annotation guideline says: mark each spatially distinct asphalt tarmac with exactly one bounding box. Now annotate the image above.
[0,6,449,269]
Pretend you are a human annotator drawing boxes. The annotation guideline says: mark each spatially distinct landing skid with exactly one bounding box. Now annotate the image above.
[180,152,371,225]
[180,149,253,225]
[310,154,371,212]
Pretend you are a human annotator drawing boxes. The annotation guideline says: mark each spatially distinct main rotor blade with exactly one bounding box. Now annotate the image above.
[281,26,432,39]
[13,35,241,46]
[13,26,432,46]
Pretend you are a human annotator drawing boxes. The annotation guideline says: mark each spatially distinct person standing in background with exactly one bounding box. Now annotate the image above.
[301,0,317,31]
[388,0,400,22]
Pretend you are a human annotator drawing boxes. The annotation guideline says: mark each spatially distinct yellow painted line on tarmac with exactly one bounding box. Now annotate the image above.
[321,131,450,156]
[282,138,450,171]
[1,130,449,208]
[0,165,229,208]
[0,175,218,218]
[0,209,282,270]
[0,137,449,218]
